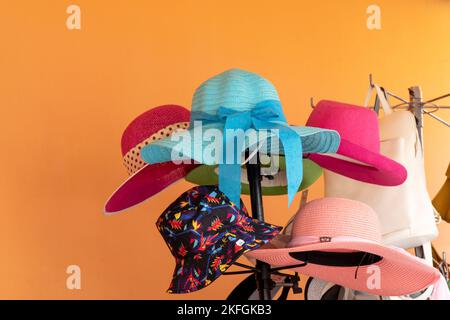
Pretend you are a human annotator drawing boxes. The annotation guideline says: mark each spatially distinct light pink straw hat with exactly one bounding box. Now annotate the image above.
[246,198,440,296]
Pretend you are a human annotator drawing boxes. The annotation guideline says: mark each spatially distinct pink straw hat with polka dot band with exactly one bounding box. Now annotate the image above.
[246,198,440,296]
[104,105,198,214]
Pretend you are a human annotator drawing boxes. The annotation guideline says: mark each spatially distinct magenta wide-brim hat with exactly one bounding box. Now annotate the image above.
[306,100,407,186]
[309,138,407,186]
[245,236,439,297]
[105,162,197,214]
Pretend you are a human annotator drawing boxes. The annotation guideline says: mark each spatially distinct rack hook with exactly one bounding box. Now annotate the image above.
[310,97,315,109]
[369,74,374,88]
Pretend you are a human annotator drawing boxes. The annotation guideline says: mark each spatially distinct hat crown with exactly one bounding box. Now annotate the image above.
[121,105,190,156]
[157,186,250,258]
[190,69,283,122]
[290,198,382,244]
[307,100,380,153]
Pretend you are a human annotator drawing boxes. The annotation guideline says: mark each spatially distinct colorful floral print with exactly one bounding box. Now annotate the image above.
[156,185,282,294]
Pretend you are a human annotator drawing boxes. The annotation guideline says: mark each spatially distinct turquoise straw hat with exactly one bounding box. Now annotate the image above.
[141,69,340,207]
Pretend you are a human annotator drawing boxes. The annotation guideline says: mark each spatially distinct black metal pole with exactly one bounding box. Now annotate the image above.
[246,152,272,300]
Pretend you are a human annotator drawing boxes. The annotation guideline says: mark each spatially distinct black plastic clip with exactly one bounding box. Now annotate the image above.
[291,273,302,295]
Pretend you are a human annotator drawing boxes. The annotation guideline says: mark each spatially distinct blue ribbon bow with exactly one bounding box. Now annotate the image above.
[192,100,303,208]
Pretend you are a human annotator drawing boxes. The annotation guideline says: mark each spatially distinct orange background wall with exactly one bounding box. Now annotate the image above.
[0,0,449,299]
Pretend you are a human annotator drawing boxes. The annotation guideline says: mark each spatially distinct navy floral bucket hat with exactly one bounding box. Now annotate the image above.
[156,185,282,294]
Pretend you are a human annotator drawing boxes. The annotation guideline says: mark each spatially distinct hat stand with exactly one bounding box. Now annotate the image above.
[373,81,450,261]
[245,151,273,300]
[369,77,450,298]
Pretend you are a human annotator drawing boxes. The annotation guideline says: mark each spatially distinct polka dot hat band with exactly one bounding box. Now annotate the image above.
[122,121,189,175]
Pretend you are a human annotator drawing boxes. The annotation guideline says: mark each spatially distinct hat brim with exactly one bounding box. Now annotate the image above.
[141,123,340,166]
[185,158,322,195]
[245,235,439,296]
[104,162,197,214]
[309,138,407,186]
[167,219,282,294]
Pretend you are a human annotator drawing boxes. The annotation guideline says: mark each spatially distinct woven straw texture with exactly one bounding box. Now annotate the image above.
[307,100,407,186]
[141,70,341,166]
[246,198,440,296]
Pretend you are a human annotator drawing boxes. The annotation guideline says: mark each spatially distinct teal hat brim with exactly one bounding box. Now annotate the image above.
[185,158,323,195]
[141,123,340,166]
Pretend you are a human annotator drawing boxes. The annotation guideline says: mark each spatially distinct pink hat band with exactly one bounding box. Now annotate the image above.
[287,235,378,248]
